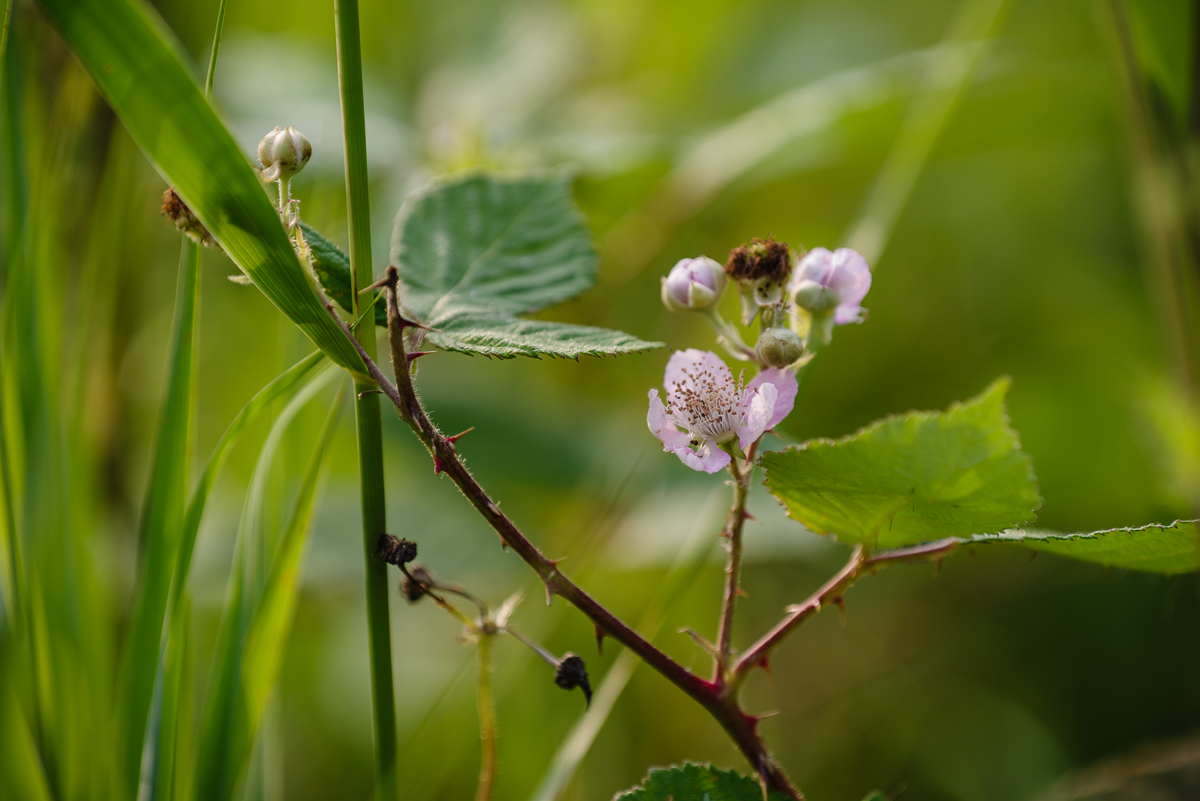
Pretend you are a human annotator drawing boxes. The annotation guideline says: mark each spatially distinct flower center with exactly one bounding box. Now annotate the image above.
[667,366,743,443]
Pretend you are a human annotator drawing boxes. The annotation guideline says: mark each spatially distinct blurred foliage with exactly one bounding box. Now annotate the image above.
[2,0,1199,800]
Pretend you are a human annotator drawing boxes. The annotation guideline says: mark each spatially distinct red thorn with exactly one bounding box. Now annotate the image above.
[833,596,846,628]
[742,510,760,523]
[594,624,607,655]
[433,456,446,475]
[407,350,435,363]
[760,656,772,686]
[719,529,732,539]
[735,588,749,598]
[446,426,475,444]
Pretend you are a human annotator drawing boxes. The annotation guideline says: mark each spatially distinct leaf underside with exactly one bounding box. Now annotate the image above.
[966,520,1200,574]
[389,170,663,359]
[762,378,1042,549]
[615,763,793,801]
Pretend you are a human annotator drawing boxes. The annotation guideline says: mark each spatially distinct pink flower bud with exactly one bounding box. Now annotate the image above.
[661,256,726,312]
[791,247,871,325]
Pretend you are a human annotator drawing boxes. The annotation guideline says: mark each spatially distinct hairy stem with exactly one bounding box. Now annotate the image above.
[326,271,804,796]
[732,538,959,683]
[475,633,497,801]
[333,1,396,798]
[715,449,751,684]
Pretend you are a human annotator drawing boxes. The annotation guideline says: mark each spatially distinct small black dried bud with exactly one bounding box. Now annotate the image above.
[161,187,216,248]
[724,237,791,284]
[375,534,417,566]
[554,653,592,706]
[400,565,435,603]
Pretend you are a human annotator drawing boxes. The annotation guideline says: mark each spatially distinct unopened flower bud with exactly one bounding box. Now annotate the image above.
[792,280,840,315]
[756,327,805,368]
[661,256,726,311]
[258,126,312,182]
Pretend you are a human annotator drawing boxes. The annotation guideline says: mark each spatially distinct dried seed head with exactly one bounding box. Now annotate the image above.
[724,238,791,284]
[554,653,592,706]
[161,187,216,247]
[400,565,435,603]
[375,534,417,566]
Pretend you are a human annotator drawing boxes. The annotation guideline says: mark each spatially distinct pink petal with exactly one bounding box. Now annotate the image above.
[833,304,866,325]
[663,349,732,399]
[793,247,835,288]
[737,382,777,449]
[672,441,731,474]
[647,389,691,450]
[746,368,798,429]
[827,248,871,308]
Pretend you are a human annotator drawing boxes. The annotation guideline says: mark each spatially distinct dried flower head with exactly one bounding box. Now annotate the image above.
[554,653,592,706]
[400,565,436,603]
[161,187,215,247]
[724,238,791,284]
[375,534,417,566]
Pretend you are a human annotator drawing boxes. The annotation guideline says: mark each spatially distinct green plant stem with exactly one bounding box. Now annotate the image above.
[333,1,396,798]
[474,634,496,801]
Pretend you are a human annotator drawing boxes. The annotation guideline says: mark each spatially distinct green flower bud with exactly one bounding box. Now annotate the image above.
[792,279,840,316]
[756,327,805,368]
[258,125,312,182]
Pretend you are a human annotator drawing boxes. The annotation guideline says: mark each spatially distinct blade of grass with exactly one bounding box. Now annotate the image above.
[333,0,397,797]
[191,365,338,801]
[116,239,199,800]
[33,0,364,372]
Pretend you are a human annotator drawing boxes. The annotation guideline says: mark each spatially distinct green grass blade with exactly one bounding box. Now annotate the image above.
[170,350,328,627]
[32,0,364,372]
[115,239,199,800]
[240,387,345,745]
[192,366,338,801]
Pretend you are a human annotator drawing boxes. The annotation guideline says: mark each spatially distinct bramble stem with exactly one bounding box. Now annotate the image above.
[715,446,752,684]
[732,538,959,683]
[324,271,805,796]
[475,633,497,801]
[333,0,397,797]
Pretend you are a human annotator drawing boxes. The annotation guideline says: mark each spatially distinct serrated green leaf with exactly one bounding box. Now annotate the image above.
[615,763,793,801]
[967,519,1200,574]
[34,0,364,372]
[301,223,387,328]
[388,170,662,358]
[762,379,1042,549]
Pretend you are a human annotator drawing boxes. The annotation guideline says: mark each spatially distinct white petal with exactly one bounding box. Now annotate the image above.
[673,441,731,474]
[746,369,798,429]
[663,349,732,398]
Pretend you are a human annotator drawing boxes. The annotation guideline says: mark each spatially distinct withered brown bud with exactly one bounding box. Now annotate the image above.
[161,187,216,248]
[724,237,791,284]
[375,534,417,566]
[400,565,435,603]
[554,653,592,706]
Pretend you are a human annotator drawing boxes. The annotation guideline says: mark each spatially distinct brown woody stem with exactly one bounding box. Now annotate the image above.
[322,270,969,799]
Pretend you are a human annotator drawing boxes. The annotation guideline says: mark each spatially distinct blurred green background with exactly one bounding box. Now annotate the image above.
[3,0,1199,799]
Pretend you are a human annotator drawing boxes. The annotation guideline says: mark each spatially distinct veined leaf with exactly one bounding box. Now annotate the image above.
[967,519,1200,574]
[386,171,662,358]
[762,379,1042,549]
[34,0,364,372]
[615,763,792,801]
